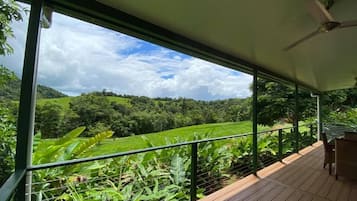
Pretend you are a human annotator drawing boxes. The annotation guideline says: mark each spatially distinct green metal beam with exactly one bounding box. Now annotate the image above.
[252,68,258,174]
[0,170,26,201]
[14,0,43,199]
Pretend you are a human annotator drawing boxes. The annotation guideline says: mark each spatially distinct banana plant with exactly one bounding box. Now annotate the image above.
[32,127,113,200]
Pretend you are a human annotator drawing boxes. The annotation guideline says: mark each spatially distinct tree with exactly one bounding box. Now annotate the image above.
[70,94,116,127]
[0,106,16,185]
[255,78,315,126]
[0,0,25,55]
[35,102,63,138]
[0,0,25,184]
[0,65,16,86]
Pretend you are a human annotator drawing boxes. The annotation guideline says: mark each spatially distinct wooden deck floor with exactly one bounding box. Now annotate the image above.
[200,142,357,201]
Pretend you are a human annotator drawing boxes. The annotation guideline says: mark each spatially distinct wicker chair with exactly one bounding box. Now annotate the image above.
[321,132,335,175]
[335,138,357,180]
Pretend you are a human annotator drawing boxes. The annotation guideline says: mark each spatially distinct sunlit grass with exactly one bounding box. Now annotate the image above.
[88,121,266,155]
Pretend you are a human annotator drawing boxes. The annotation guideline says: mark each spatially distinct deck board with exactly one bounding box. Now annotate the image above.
[200,142,357,201]
[271,187,295,201]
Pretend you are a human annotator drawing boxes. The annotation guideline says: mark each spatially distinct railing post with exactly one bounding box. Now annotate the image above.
[294,84,299,153]
[310,124,313,145]
[278,129,283,161]
[15,0,43,200]
[316,95,321,141]
[190,143,198,201]
[294,127,300,151]
[252,68,258,174]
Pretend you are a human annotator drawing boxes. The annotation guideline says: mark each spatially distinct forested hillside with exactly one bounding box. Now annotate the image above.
[0,66,67,100]
[35,92,252,138]
[2,63,355,139]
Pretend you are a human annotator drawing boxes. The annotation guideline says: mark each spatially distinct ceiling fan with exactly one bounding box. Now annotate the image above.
[284,0,357,51]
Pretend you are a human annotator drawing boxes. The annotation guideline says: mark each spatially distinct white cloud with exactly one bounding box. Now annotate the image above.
[0,11,252,100]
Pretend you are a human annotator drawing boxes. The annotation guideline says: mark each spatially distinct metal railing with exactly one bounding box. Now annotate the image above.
[1,123,317,201]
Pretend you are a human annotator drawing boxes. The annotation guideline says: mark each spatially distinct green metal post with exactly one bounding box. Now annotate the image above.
[15,0,43,200]
[310,124,313,145]
[318,94,322,141]
[252,69,258,174]
[278,129,283,161]
[294,84,299,153]
[190,143,198,201]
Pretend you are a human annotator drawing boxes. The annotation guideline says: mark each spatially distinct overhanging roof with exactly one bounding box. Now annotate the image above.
[39,0,357,91]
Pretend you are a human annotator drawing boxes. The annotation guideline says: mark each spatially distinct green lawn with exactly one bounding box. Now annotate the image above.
[87,121,268,156]
[36,120,314,161]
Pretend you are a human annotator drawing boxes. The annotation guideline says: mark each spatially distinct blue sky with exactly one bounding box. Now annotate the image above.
[0,9,252,101]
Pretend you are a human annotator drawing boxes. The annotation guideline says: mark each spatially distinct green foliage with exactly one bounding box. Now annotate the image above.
[229,136,253,176]
[87,121,259,155]
[32,91,253,138]
[36,85,67,99]
[0,66,67,100]
[37,97,72,110]
[31,123,317,200]
[73,130,113,157]
[170,154,187,185]
[196,134,233,194]
[326,108,357,127]
[255,78,356,126]
[32,127,85,164]
[70,94,114,126]
[321,88,357,118]
[0,65,16,87]
[0,0,24,55]
[256,78,316,126]
[55,127,86,146]
[32,127,115,199]
[0,106,16,185]
[35,102,63,138]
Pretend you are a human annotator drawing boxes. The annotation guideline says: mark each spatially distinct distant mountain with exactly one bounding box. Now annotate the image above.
[0,76,67,100]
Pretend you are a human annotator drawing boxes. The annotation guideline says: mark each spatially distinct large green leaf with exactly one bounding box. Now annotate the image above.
[170,154,186,185]
[73,130,113,157]
[56,127,85,145]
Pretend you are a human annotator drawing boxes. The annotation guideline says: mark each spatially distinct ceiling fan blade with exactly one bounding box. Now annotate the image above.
[308,0,335,24]
[339,20,357,29]
[284,30,320,51]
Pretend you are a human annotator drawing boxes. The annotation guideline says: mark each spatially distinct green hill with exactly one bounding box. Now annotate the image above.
[34,92,252,139]
[37,96,131,110]
[0,77,67,100]
[36,84,67,99]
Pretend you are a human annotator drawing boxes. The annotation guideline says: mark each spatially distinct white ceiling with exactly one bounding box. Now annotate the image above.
[98,0,357,91]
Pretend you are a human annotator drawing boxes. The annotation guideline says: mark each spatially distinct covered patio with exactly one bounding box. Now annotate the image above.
[1,0,356,200]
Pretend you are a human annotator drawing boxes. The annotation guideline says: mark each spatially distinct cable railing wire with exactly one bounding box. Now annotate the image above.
[25,123,318,201]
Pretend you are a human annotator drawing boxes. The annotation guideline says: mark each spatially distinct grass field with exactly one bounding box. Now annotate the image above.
[86,121,270,156]
[36,97,73,110]
[36,120,314,163]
